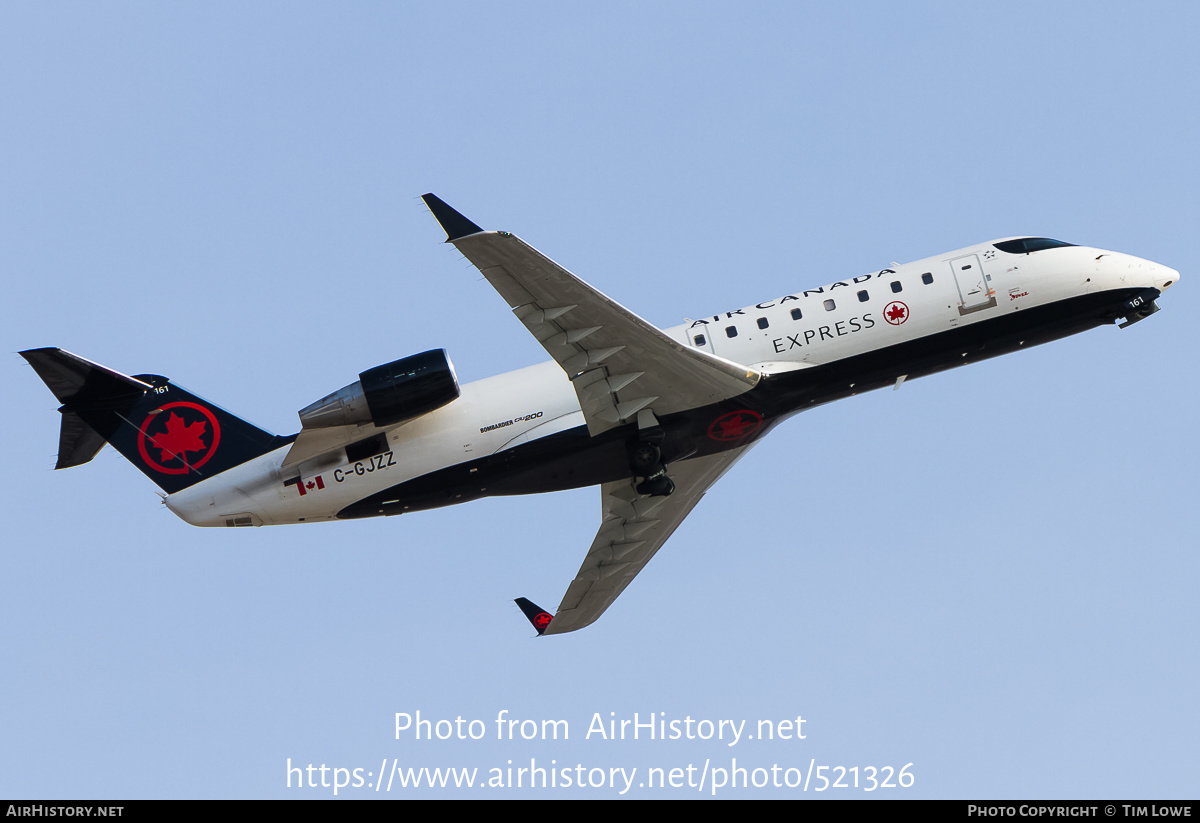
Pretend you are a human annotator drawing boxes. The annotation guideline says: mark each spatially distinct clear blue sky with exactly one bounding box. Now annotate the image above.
[3,1,1196,798]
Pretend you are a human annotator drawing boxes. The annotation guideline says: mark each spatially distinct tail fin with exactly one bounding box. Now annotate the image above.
[21,348,290,494]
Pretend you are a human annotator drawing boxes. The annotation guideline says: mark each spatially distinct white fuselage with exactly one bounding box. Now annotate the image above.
[165,240,1177,527]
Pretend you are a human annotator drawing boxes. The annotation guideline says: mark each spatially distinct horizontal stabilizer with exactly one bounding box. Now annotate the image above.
[21,348,151,409]
[55,412,109,469]
[21,348,153,469]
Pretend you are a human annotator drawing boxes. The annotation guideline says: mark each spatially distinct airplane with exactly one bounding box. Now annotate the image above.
[21,194,1179,635]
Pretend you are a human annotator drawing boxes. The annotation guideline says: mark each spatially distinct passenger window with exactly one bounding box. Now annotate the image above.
[693,334,706,346]
[790,308,803,320]
[891,281,902,293]
[823,299,836,311]
[757,317,769,329]
[857,290,869,302]
[922,272,934,285]
[725,326,737,338]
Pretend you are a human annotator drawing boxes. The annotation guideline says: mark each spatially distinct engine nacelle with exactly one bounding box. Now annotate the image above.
[298,349,460,429]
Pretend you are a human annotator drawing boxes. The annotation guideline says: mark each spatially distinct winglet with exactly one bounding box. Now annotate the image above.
[422,193,484,242]
[514,597,554,636]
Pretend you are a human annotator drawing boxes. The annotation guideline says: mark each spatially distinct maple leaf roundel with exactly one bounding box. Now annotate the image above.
[137,401,221,474]
[883,301,910,325]
[707,410,764,442]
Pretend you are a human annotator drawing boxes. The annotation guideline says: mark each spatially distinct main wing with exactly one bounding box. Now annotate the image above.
[539,444,753,634]
[421,195,765,634]
[422,194,759,436]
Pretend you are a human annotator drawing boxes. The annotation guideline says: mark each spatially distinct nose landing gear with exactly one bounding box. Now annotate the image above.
[1118,288,1161,329]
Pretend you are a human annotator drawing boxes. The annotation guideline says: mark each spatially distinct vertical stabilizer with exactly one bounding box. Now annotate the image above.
[22,348,289,494]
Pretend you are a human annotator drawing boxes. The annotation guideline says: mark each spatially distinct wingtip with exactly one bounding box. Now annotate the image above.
[514,597,553,636]
[422,193,484,242]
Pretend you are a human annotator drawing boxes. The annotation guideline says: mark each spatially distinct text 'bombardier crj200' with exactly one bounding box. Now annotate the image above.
[22,195,1179,635]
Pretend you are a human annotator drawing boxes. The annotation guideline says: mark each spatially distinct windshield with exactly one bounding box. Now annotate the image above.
[993,238,1077,254]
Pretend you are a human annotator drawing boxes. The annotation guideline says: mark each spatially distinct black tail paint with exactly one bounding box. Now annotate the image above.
[22,348,291,495]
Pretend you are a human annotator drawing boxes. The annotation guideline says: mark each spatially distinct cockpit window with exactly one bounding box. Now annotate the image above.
[994,237,1077,254]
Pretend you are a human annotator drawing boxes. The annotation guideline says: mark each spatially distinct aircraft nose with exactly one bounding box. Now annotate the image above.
[1114,252,1180,294]
[1154,264,1180,293]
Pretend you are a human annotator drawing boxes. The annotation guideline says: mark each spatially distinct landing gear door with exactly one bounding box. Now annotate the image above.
[949,253,997,315]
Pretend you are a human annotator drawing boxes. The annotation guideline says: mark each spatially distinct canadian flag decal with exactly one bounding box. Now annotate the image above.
[296,476,325,496]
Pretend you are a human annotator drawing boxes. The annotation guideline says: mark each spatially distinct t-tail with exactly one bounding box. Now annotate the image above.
[21,348,290,495]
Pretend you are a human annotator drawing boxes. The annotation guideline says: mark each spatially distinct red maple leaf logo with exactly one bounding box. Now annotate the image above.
[534,612,552,629]
[148,412,209,461]
[137,402,222,474]
[886,303,907,322]
[707,410,764,441]
[718,415,756,438]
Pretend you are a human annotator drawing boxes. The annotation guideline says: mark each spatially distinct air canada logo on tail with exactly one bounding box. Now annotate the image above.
[137,401,221,474]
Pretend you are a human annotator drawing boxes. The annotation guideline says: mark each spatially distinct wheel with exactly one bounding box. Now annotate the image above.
[628,441,661,474]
